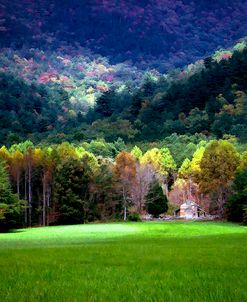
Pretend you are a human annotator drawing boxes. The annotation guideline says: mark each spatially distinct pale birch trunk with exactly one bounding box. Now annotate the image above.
[124,206,127,221]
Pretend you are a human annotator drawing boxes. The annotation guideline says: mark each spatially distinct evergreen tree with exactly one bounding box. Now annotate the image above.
[226,167,247,223]
[0,160,22,231]
[95,91,116,118]
[145,181,168,217]
[54,158,90,225]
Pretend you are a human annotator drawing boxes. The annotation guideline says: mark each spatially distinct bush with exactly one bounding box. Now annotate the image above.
[128,212,141,222]
[243,206,247,225]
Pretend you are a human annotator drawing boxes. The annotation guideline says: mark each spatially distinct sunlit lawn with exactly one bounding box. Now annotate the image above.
[0,221,246,302]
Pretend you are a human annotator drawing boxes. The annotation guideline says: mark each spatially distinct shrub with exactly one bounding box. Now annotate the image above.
[243,206,247,225]
[128,212,141,222]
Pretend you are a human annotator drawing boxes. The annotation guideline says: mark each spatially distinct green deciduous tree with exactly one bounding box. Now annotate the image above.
[178,158,192,180]
[131,146,143,160]
[239,151,247,170]
[140,147,176,195]
[190,146,205,180]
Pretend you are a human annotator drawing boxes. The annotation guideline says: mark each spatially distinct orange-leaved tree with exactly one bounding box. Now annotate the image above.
[113,151,136,221]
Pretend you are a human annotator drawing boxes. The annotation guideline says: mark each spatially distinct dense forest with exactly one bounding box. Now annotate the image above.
[0,2,247,230]
[1,4,247,302]
[0,72,79,145]
[1,137,247,231]
[90,44,247,141]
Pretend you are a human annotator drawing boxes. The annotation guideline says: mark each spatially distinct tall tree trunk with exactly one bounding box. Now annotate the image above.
[139,180,143,214]
[217,186,225,218]
[163,175,168,197]
[28,164,32,227]
[24,170,28,226]
[124,205,127,221]
[47,185,50,226]
[123,186,127,221]
[189,175,192,199]
[42,180,46,226]
[17,170,20,197]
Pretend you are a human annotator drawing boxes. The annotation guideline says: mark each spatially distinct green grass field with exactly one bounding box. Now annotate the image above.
[0,221,246,302]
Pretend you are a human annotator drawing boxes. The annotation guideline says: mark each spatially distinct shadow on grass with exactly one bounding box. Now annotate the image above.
[0,228,25,234]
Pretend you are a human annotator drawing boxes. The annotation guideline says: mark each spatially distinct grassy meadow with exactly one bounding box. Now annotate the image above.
[0,221,246,302]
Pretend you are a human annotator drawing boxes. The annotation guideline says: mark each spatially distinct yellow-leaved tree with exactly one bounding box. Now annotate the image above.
[199,140,240,216]
[140,147,176,195]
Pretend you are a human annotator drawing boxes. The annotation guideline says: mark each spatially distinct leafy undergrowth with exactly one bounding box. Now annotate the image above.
[0,222,246,302]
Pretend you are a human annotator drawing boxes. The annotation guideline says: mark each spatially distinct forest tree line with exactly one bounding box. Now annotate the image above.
[0,138,247,231]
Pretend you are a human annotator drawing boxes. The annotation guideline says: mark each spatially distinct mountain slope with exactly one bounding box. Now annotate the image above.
[89,43,247,141]
[1,0,247,70]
